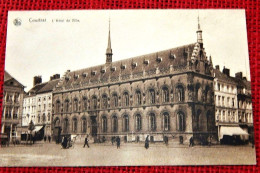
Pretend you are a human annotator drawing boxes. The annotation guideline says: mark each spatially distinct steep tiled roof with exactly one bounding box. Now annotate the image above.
[28,82,47,94]
[4,70,24,87]
[37,79,60,93]
[56,43,196,89]
[214,69,237,85]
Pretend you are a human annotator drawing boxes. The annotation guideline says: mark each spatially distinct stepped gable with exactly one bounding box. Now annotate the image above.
[37,79,60,94]
[57,43,196,89]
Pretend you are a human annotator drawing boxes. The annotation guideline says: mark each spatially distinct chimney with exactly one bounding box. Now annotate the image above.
[215,65,219,70]
[222,67,230,76]
[243,77,247,81]
[33,76,42,86]
[50,74,60,81]
[235,72,243,79]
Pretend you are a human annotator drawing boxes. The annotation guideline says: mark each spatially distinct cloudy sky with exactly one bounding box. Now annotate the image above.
[5,10,250,91]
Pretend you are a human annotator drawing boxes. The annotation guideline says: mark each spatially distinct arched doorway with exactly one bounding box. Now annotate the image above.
[53,118,61,143]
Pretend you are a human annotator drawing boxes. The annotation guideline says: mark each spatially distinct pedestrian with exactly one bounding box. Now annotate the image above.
[189,136,194,147]
[48,136,51,143]
[145,135,149,149]
[116,136,120,149]
[83,135,90,148]
[44,136,47,142]
[207,135,211,146]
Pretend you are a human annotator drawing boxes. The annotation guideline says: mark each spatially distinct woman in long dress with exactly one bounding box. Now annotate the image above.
[145,135,149,149]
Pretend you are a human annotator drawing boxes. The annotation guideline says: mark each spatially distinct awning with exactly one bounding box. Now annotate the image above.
[220,126,249,139]
[32,126,43,133]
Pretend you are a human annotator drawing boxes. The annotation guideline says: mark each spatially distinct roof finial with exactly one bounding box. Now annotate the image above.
[106,17,113,64]
[198,13,200,30]
[196,12,203,44]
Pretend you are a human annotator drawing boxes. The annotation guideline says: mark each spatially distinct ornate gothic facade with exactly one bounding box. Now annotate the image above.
[52,20,216,144]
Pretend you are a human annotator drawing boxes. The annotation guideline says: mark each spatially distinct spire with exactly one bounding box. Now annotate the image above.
[196,14,203,44]
[106,18,113,64]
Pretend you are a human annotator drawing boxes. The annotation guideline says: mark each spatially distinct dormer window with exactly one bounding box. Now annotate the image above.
[65,77,69,81]
[91,71,96,76]
[74,74,79,80]
[111,67,116,72]
[132,62,137,68]
[101,69,106,74]
[82,73,87,78]
[156,57,162,63]
[170,54,176,59]
[143,60,149,65]
[121,65,126,70]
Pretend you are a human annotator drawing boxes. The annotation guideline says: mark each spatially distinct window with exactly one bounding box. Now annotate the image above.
[177,112,185,131]
[13,107,18,119]
[82,97,87,111]
[135,114,142,131]
[163,112,170,131]
[232,98,235,107]
[64,99,70,112]
[162,86,169,103]
[43,104,46,111]
[38,114,41,123]
[149,89,156,104]
[176,85,185,102]
[123,92,129,107]
[92,96,97,109]
[217,83,220,91]
[222,97,225,107]
[135,90,142,105]
[63,118,69,133]
[112,115,118,132]
[227,97,230,107]
[72,118,77,133]
[149,113,156,131]
[101,116,107,133]
[73,98,79,112]
[112,93,118,107]
[82,117,87,133]
[42,113,46,123]
[123,115,129,132]
[56,100,61,113]
[47,113,50,121]
[102,94,108,109]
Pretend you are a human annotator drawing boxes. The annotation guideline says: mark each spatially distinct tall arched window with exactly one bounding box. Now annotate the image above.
[72,118,77,133]
[64,99,70,112]
[135,90,142,105]
[149,89,155,104]
[176,85,185,102]
[112,93,118,107]
[123,92,129,107]
[63,118,69,133]
[101,116,107,133]
[54,118,60,127]
[81,117,87,133]
[38,114,40,123]
[149,113,156,131]
[82,97,87,111]
[177,112,185,131]
[135,114,142,131]
[162,86,169,103]
[207,111,212,131]
[56,100,61,113]
[123,114,129,132]
[102,94,108,109]
[47,113,51,121]
[112,115,118,132]
[92,95,97,109]
[74,98,78,112]
[42,113,46,123]
[196,109,202,131]
[163,112,170,131]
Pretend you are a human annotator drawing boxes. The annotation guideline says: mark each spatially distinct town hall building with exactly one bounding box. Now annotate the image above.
[52,19,216,144]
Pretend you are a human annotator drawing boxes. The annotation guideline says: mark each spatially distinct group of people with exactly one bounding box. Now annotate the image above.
[61,136,72,149]
[43,136,51,143]
[111,136,121,149]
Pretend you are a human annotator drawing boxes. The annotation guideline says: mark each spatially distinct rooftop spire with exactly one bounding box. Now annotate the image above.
[196,14,203,44]
[106,17,113,64]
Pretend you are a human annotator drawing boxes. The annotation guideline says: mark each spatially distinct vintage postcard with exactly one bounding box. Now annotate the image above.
[0,10,256,166]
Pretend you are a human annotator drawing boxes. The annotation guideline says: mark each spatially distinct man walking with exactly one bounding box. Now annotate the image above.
[83,135,90,148]
[116,136,120,149]
[189,136,194,147]
[145,135,149,149]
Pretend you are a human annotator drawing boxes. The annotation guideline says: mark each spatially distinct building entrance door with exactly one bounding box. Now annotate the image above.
[90,116,97,137]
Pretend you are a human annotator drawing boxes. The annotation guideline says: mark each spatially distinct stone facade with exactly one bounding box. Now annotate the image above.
[52,21,216,144]
[1,71,25,142]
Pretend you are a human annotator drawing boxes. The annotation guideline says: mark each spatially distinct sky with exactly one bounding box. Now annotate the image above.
[5,10,250,91]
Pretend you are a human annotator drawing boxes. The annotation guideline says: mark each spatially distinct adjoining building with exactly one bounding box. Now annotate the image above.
[214,66,253,144]
[22,74,60,139]
[52,19,217,144]
[1,71,25,142]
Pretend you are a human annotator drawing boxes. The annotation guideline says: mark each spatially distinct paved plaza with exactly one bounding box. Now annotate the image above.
[0,142,256,166]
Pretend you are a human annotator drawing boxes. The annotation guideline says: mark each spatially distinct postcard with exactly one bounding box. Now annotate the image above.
[0,10,256,166]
